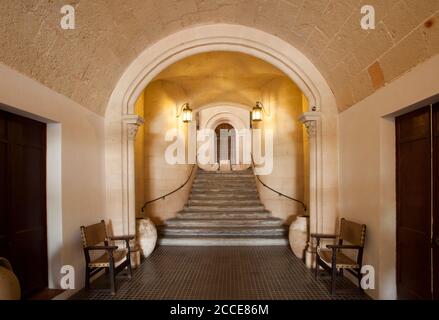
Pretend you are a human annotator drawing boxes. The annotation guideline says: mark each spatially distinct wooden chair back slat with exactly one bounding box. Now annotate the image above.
[339,218,366,247]
[80,220,107,247]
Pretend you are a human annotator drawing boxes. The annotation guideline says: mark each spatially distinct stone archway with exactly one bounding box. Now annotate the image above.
[104,24,339,268]
[198,103,251,172]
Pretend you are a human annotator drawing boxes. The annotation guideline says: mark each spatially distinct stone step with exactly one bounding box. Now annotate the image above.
[192,183,257,192]
[191,186,257,191]
[159,167,287,247]
[194,181,254,185]
[177,211,271,219]
[183,205,265,212]
[190,190,258,196]
[165,218,283,227]
[158,226,287,237]
[158,236,288,246]
[187,199,262,206]
[194,176,255,181]
[189,194,259,200]
[195,176,254,180]
[192,180,255,185]
[197,171,253,176]
[191,187,258,193]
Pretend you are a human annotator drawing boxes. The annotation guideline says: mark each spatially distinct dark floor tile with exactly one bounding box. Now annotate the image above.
[71,246,370,300]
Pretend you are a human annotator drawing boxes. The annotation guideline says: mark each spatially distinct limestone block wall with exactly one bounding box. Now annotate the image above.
[135,80,193,225]
[2,2,438,114]
[254,78,306,223]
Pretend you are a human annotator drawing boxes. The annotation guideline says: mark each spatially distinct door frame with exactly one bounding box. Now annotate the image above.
[0,103,63,291]
[0,109,48,297]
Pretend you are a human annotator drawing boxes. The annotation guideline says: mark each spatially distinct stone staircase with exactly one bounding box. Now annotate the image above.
[158,168,288,246]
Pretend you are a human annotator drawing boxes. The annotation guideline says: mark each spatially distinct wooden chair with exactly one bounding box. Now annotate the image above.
[311,218,366,295]
[80,220,134,295]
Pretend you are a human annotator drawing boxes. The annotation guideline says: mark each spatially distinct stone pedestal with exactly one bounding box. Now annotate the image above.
[0,258,20,300]
[289,216,309,260]
[136,218,157,258]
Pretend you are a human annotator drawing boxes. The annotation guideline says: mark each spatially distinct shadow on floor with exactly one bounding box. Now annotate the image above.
[71,246,370,300]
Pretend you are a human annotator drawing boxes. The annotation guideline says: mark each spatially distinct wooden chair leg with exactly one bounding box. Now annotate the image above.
[315,255,320,279]
[357,271,363,294]
[127,257,133,278]
[85,267,90,291]
[109,260,116,295]
[331,266,337,295]
[331,249,337,295]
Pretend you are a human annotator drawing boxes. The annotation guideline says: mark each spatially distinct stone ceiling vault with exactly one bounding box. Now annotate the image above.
[1,0,438,115]
[150,51,292,108]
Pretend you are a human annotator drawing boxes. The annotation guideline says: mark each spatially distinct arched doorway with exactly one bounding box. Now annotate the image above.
[104,25,339,271]
[215,123,234,170]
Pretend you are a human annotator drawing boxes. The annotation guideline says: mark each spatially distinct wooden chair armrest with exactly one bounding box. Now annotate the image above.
[108,235,135,241]
[310,233,337,239]
[85,245,118,251]
[326,244,362,250]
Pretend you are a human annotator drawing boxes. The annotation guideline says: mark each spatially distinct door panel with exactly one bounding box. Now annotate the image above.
[215,123,233,163]
[433,103,439,300]
[396,106,432,299]
[0,109,47,298]
[0,112,8,259]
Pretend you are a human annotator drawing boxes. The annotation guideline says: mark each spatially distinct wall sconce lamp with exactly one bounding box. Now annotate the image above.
[177,103,192,123]
[251,101,270,121]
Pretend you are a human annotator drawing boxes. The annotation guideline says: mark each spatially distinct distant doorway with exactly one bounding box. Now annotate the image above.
[0,109,47,298]
[215,123,234,169]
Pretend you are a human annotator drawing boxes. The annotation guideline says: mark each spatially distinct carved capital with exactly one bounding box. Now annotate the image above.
[303,121,317,138]
[299,111,321,139]
[127,123,140,140]
[123,114,144,141]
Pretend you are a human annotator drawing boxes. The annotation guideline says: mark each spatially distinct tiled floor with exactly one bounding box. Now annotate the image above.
[71,246,369,300]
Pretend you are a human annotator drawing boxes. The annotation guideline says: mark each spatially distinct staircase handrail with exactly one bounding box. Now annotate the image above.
[250,153,307,213]
[140,164,196,213]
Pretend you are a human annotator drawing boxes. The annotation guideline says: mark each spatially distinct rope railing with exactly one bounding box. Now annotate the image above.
[250,154,307,213]
[139,164,196,214]
[139,155,307,214]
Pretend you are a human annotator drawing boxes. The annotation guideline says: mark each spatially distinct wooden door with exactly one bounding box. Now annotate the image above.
[0,112,7,263]
[433,103,439,300]
[0,109,47,298]
[215,123,233,163]
[396,106,432,299]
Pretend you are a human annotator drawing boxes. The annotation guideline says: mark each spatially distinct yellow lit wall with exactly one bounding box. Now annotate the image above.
[134,92,145,215]
[256,78,306,223]
[136,80,193,224]
[134,52,308,225]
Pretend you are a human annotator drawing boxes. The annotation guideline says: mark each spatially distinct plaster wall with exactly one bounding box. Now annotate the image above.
[339,54,439,300]
[0,63,106,295]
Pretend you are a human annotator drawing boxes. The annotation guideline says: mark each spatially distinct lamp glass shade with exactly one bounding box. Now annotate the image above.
[251,105,263,121]
[182,104,192,122]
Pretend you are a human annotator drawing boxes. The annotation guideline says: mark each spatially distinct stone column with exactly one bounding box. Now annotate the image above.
[299,112,323,268]
[122,114,144,235]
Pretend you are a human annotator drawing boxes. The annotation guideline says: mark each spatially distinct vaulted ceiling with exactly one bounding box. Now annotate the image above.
[1,0,438,115]
[151,51,291,108]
